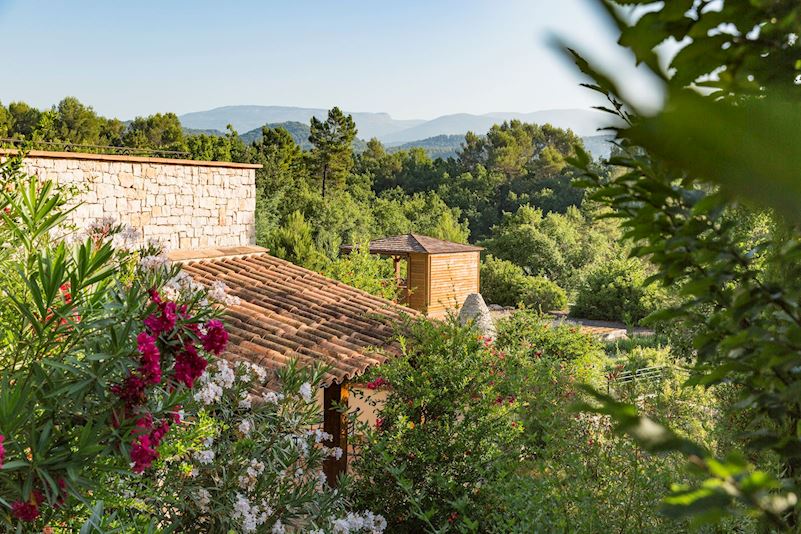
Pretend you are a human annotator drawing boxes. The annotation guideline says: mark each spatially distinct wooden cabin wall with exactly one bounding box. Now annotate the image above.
[427,251,480,318]
[407,252,429,312]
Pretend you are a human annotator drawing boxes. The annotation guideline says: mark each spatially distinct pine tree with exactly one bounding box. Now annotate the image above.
[308,107,357,198]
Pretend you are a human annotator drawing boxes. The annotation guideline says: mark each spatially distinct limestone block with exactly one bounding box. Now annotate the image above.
[119,172,135,189]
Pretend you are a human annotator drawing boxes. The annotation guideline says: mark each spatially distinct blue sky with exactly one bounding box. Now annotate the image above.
[0,0,659,120]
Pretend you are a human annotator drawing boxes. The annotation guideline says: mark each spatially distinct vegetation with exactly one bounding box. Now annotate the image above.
[351,312,740,533]
[571,258,666,325]
[0,160,376,532]
[8,1,796,529]
[480,255,567,312]
[566,0,801,528]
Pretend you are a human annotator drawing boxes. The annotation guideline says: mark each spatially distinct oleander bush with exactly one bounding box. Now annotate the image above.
[0,156,381,533]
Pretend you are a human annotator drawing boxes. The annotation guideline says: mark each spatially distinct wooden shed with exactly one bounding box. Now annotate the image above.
[342,234,483,318]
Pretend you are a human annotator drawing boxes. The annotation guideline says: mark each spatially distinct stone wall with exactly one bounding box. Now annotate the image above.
[6,151,259,250]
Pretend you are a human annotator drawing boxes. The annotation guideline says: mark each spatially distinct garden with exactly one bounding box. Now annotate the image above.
[3,1,801,532]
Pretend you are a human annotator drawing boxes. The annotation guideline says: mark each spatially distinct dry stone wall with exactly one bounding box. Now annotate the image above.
[10,152,258,250]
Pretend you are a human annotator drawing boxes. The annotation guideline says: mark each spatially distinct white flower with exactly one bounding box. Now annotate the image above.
[189,468,199,478]
[209,280,241,307]
[215,359,236,388]
[317,470,327,487]
[194,380,223,405]
[111,225,140,251]
[86,216,115,238]
[239,395,252,410]
[299,382,313,402]
[332,447,344,460]
[330,511,386,533]
[195,488,211,511]
[271,519,285,534]
[139,254,169,271]
[238,419,253,436]
[308,429,333,443]
[194,449,215,465]
[263,391,281,404]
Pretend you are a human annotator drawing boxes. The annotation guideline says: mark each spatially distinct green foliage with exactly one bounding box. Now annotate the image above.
[482,204,618,292]
[265,210,328,271]
[106,360,381,533]
[495,310,602,363]
[0,156,222,530]
[480,255,567,311]
[571,258,666,325]
[566,0,801,527]
[309,107,357,198]
[324,243,400,301]
[351,318,521,532]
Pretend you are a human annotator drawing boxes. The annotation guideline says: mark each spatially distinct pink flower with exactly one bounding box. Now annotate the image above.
[143,301,177,336]
[111,374,147,407]
[130,419,172,473]
[0,434,4,468]
[130,435,159,473]
[173,342,207,388]
[366,377,388,390]
[11,490,43,522]
[148,288,162,305]
[200,320,228,355]
[136,332,161,384]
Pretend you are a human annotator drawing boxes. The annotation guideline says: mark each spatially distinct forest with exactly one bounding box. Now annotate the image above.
[0,94,659,323]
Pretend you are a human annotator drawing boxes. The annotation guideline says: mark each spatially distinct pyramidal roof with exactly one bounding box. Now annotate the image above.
[341,234,483,255]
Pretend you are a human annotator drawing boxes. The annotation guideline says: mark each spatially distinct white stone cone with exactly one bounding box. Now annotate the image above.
[459,293,497,340]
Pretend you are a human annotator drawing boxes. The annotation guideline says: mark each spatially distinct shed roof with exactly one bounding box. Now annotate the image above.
[341,233,483,256]
[172,247,417,387]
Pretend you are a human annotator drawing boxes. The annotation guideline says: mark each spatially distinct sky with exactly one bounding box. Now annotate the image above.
[0,0,661,120]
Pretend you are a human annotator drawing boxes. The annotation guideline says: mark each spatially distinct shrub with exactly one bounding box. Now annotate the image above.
[351,317,521,531]
[325,242,400,301]
[495,309,603,362]
[110,359,385,533]
[0,157,232,530]
[481,255,567,311]
[571,258,666,324]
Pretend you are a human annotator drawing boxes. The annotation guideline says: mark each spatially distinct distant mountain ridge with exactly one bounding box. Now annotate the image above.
[179,105,616,144]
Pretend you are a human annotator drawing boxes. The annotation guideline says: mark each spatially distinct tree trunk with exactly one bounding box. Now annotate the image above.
[322,163,328,199]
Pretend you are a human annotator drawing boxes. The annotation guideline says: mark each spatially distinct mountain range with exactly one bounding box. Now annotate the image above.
[179,105,615,145]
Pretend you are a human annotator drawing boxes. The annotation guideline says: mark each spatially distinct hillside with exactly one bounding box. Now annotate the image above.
[238,121,368,152]
[179,106,618,144]
[179,105,423,140]
[387,133,615,161]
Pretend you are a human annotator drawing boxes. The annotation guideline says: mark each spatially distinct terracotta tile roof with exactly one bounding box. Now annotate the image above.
[172,247,418,387]
[341,233,483,255]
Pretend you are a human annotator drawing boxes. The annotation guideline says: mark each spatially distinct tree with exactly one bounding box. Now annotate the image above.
[308,107,357,198]
[0,102,11,138]
[53,97,102,145]
[123,112,186,152]
[7,102,41,138]
[567,0,801,528]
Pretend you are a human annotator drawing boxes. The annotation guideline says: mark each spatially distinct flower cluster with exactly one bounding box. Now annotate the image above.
[366,376,388,390]
[233,492,272,533]
[131,416,172,473]
[11,491,44,522]
[328,511,387,534]
[109,284,230,473]
[208,280,241,307]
